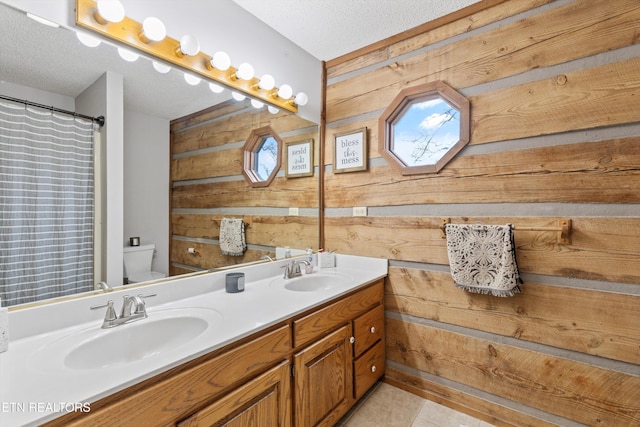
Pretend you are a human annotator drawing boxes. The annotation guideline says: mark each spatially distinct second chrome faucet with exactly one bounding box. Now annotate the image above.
[282,259,310,279]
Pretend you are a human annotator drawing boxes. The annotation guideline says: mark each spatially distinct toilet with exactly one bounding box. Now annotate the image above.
[123,244,166,283]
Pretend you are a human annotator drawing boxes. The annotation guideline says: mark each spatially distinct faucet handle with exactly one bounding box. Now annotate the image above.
[90,300,118,328]
[103,300,117,321]
[90,299,117,319]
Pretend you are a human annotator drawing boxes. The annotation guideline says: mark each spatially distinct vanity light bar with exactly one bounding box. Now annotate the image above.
[75,0,299,113]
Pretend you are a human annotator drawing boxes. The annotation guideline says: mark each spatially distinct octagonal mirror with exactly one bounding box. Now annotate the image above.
[243,126,282,187]
[379,81,470,175]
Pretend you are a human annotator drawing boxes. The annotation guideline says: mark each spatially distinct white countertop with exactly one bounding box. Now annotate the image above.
[0,254,387,426]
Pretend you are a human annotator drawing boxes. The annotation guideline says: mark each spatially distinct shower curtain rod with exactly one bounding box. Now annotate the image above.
[0,94,105,127]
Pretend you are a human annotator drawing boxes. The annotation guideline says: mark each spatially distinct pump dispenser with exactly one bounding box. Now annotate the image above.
[305,248,314,274]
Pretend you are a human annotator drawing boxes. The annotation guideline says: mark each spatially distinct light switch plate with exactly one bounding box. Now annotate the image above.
[289,207,299,216]
[353,206,368,217]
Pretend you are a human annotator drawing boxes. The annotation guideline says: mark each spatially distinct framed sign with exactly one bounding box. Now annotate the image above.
[333,127,367,173]
[285,139,314,178]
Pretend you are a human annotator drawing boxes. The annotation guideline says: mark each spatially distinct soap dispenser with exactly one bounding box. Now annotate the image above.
[0,298,8,353]
[305,248,314,274]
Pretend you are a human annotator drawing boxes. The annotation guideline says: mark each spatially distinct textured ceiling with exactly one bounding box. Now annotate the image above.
[1,1,480,120]
[232,0,481,60]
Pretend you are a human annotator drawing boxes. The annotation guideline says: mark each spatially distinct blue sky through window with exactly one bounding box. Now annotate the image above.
[254,136,278,180]
[392,97,460,166]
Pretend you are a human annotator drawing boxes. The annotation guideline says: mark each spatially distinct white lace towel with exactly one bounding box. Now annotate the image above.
[219,218,246,256]
[445,223,522,297]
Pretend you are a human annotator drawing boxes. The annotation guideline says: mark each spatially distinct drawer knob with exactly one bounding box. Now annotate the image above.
[370,326,376,334]
[371,365,377,373]
[350,336,355,344]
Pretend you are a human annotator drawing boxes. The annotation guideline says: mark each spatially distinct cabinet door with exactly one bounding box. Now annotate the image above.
[177,361,291,427]
[294,324,354,427]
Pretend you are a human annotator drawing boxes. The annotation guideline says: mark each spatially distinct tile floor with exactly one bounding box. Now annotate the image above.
[337,382,495,427]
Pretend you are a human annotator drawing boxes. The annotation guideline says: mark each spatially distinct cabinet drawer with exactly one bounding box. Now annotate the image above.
[353,304,384,357]
[353,340,385,400]
[293,280,383,348]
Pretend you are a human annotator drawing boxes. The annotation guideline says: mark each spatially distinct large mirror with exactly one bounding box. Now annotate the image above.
[0,1,321,308]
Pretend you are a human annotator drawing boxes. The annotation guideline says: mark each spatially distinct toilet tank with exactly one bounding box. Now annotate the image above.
[123,244,155,276]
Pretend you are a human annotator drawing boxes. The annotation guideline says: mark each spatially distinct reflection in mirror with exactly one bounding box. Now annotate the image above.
[255,137,279,180]
[242,126,283,187]
[379,81,470,175]
[171,107,319,274]
[0,3,320,309]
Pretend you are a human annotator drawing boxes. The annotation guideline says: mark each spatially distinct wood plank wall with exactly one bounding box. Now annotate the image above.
[169,102,319,275]
[323,0,640,426]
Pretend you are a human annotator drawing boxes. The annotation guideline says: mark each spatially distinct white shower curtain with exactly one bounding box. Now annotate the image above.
[0,101,96,307]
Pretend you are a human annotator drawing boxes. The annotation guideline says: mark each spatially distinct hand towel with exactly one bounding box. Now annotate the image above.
[445,223,522,297]
[219,218,246,256]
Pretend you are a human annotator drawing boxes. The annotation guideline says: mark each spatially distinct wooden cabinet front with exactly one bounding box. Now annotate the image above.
[353,304,384,357]
[294,324,354,427]
[177,361,291,427]
[354,340,385,400]
[293,281,383,348]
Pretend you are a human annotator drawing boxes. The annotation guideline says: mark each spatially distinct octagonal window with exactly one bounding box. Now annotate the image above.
[379,81,470,175]
[243,126,282,187]
[254,136,278,180]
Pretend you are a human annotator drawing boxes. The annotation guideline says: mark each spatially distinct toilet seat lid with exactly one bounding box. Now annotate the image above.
[129,271,166,283]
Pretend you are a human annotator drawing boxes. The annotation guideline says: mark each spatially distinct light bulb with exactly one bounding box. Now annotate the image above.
[258,74,275,91]
[231,92,246,101]
[177,34,200,56]
[76,31,101,47]
[209,83,224,94]
[267,106,279,115]
[236,63,254,80]
[277,84,293,100]
[251,99,264,109]
[118,47,139,62]
[140,17,166,42]
[152,61,171,73]
[295,92,309,106]
[211,51,231,71]
[95,0,125,24]
[184,74,201,86]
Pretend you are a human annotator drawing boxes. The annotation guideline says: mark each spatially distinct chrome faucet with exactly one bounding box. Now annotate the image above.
[120,295,147,320]
[91,294,155,329]
[95,281,113,292]
[282,259,310,279]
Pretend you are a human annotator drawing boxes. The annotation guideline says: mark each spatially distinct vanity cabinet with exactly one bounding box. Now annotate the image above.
[292,279,385,426]
[44,279,385,427]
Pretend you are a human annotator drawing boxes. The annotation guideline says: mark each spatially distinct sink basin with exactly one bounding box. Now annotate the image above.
[66,315,207,370]
[30,307,222,371]
[270,272,352,292]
